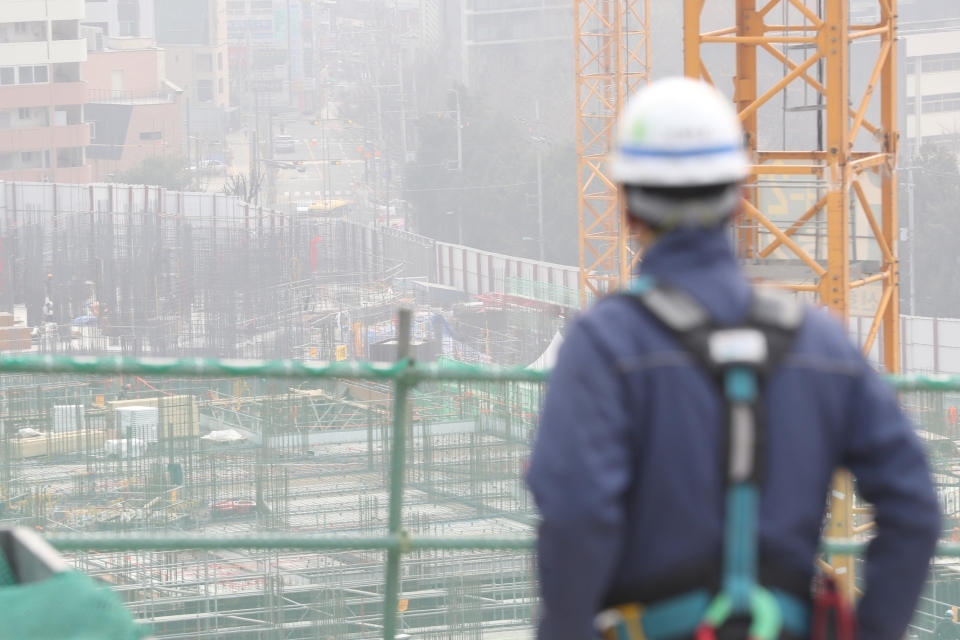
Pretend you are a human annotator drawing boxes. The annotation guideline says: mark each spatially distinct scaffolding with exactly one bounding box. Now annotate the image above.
[0,361,543,639]
[0,182,568,371]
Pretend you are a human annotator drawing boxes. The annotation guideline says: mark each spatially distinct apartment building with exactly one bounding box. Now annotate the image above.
[0,0,91,183]
[155,0,229,135]
[450,0,570,87]
[83,37,183,180]
[903,29,960,157]
[81,0,155,39]
[900,1,960,157]
[155,0,229,107]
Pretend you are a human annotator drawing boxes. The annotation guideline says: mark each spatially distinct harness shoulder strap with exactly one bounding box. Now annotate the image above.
[621,279,806,636]
[624,280,804,376]
[746,287,804,374]
[626,279,716,373]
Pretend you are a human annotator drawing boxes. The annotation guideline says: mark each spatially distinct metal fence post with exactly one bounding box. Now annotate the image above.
[383,308,412,640]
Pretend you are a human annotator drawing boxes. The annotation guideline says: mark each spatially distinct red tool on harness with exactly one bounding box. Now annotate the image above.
[811,576,857,640]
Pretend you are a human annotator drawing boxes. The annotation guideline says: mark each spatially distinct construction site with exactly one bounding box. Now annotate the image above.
[0,370,541,639]
[1,0,960,638]
[0,182,569,365]
[0,180,553,639]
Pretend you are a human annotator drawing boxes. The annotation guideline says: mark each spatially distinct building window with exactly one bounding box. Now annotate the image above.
[924,93,960,114]
[218,52,223,71]
[14,23,27,35]
[196,79,213,103]
[117,1,139,21]
[907,53,960,75]
[56,147,84,168]
[7,65,49,85]
[139,131,162,140]
[251,0,271,11]
[196,54,213,72]
[907,93,960,115]
[20,151,41,169]
[219,77,224,94]
[0,149,50,171]
[227,1,244,13]
[88,122,96,139]
[18,108,30,120]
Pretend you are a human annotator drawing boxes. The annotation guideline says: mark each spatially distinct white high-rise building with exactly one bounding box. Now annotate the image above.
[0,0,91,182]
[904,30,960,157]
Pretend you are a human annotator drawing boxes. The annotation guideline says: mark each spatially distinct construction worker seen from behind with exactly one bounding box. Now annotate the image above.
[526,77,940,640]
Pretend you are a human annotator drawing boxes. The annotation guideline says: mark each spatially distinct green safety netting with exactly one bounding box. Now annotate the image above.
[0,553,147,640]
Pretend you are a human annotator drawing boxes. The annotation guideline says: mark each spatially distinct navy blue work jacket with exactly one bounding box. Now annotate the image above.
[526,226,940,640]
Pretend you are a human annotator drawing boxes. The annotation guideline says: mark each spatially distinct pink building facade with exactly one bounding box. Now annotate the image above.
[0,0,92,183]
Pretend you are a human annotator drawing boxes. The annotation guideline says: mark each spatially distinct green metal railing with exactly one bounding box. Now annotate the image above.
[1,310,959,639]
[5,310,544,640]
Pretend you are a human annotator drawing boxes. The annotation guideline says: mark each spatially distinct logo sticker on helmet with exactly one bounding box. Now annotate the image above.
[631,119,647,142]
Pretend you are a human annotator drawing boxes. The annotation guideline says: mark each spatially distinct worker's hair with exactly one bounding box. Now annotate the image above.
[631,182,737,202]
[625,182,740,231]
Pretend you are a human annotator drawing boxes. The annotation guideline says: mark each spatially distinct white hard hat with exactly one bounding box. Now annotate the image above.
[611,77,749,188]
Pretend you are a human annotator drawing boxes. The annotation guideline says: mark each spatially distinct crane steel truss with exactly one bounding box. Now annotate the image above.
[684,0,899,600]
[575,0,650,305]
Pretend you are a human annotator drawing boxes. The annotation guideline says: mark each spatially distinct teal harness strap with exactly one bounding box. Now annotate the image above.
[724,484,759,613]
[698,351,789,640]
[698,365,782,640]
[724,367,760,614]
[598,588,808,640]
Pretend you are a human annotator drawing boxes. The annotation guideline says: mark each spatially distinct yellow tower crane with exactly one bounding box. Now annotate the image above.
[683,0,900,600]
[575,0,650,305]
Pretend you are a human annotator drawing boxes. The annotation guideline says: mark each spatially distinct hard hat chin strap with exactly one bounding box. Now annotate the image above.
[625,184,740,231]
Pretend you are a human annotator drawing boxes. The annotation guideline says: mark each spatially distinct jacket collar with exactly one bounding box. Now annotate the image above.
[637,226,752,325]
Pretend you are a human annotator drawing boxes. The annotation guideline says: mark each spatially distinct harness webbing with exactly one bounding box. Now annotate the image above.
[620,276,804,640]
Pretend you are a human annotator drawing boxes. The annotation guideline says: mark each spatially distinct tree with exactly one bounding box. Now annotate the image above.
[911,143,960,318]
[403,88,579,266]
[222,171,265,204]
[114,155,195,191]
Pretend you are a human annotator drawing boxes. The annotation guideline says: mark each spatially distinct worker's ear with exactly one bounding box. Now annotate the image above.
[626,213,659,248]
[620,184,662,248]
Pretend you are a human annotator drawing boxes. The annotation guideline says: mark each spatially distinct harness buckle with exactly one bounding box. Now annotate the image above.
[696,586,783,640]
[597,603,646,640]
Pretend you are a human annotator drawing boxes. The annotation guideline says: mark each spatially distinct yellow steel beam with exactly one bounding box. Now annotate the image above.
[685,0,900,603]
[758,195,827,258]
[576,0,650,307]
[880,2,899,375]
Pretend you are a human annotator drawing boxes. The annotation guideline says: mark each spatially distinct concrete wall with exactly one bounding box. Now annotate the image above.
[85,48,163,94]
[849,314,960,374]
[434,240,578,300]
[86,96,182,180]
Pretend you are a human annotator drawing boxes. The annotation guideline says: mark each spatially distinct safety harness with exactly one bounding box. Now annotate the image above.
[596,276,808,640]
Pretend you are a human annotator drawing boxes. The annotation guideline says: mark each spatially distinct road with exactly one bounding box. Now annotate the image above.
[218,112,399,224]
[270,117,366,212]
